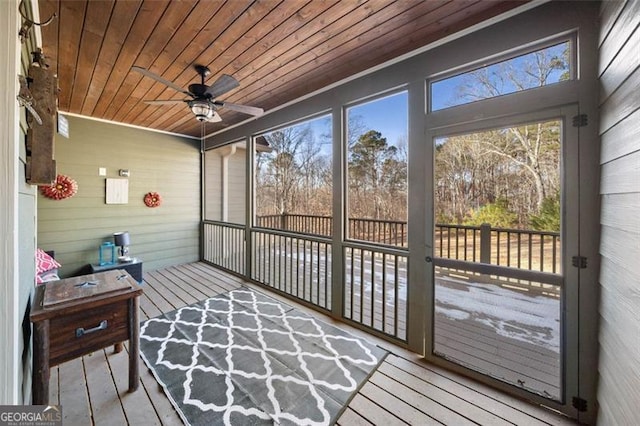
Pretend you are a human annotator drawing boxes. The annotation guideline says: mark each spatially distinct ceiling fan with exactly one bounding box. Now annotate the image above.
[131,64,263,122]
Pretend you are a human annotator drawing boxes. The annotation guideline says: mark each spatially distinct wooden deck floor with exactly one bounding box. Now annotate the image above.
[46,262,576,425]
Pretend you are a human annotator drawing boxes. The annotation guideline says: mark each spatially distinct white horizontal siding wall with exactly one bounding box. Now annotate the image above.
[204,149,223,221]
[597,1,640,425]
[204,146,246,224]
[227,152,246,225]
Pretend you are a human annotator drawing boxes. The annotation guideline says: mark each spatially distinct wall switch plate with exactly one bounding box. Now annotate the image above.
[99,167,106,176]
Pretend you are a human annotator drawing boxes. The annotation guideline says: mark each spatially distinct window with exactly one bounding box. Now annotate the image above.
[434,119,562,276]
[346,91,408,246]
[433,119,563,399]
[431,41,571,111]
[254,115,332,236]
[204,141,246,224]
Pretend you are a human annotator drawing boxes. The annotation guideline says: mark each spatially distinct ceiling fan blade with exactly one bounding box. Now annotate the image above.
[218,101,263,116]
[144,99,187,105]
[131,66,192,97]
[205,74,239,98]
[205,111,222,123]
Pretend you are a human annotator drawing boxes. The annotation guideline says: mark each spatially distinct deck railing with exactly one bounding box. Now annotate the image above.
[257,214,333,237]
[436,223,561,274]
[204,217,561,342]
[251,228,332,311]
[257,214,560,273]
[343,243,408,341]
[203,221,246,275]
[257,214,408,246]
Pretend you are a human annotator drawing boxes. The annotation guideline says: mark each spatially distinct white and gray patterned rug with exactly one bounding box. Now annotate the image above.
[139,288,387,426]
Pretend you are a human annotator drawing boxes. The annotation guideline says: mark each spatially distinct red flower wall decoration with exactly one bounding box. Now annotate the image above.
[40,174,78,200]
[144,192,162,208]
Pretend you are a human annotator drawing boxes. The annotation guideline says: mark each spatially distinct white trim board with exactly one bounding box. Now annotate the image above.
[28,0,42,47]
[60,111,201,140]
[0,0,22,405]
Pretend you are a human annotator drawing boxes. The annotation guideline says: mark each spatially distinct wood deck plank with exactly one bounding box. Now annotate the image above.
[336,407,374,426]
[140,277,177,314]
[143,272,192,308]
[83,349,128,426]
[146,270,200,305]
[162,265,225,298]
[347,392,410,425]
[138,289,162,319]
[359,381,442,425]
[435,312,559,360]
[386,354,567,426]
[377,361,513,426]
[58,357,91,425]
[177,263,242,293]
[434,328,560,384]
[105,346,161,426]
[434,336,557,394]
[435,317,559,368]
[154,268,210,301]
[51,262,575,426]
[49,365,59,406]
[368,370,476,426]
[173,265,236,296]
[191,262,247,289]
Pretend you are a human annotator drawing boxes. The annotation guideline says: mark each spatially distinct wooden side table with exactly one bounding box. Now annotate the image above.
[30,270,143,405]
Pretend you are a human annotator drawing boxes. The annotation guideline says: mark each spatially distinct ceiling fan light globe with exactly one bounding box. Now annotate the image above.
[189,100,214,122]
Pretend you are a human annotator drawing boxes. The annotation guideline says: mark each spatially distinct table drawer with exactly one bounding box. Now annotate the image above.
[49,301,130,365]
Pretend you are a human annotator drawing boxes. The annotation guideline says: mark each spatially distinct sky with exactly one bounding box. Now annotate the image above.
[431,42,568,111]
[291,91,408,157]
[347,91,408,148]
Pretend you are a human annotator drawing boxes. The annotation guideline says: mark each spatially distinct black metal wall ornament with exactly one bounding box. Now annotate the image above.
[18,0,56,44]
[17,75,42,124]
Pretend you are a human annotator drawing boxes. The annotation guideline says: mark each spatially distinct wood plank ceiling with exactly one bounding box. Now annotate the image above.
[38,0,525,138]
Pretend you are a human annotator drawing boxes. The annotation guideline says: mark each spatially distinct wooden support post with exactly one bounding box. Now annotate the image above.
[26,62,57,185]
[480,223,492,264]
[128,296,139,392]
[32,319,50,405]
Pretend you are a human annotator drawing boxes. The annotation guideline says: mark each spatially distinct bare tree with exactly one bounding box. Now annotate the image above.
[256,120,333,218]
[435,120,560,228]
[443,44,567,212]
[349,130,406,220]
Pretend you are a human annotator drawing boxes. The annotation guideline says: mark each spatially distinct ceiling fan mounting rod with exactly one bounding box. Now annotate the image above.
[194,65,210,85]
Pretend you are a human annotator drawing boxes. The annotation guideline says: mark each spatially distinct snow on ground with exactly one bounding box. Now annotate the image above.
[256,246,560,353]
[435,277,560,353]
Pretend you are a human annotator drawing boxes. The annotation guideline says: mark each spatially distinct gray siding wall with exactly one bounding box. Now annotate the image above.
[37,115,201,276]
[597,1,640,425]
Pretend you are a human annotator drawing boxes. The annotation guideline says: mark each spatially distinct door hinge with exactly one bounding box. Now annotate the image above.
[572,256,587,268]
[572,396,588,412]
[572,114,588,127]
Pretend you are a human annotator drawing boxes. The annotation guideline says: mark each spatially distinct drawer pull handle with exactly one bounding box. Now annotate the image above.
[76,320,108,337]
